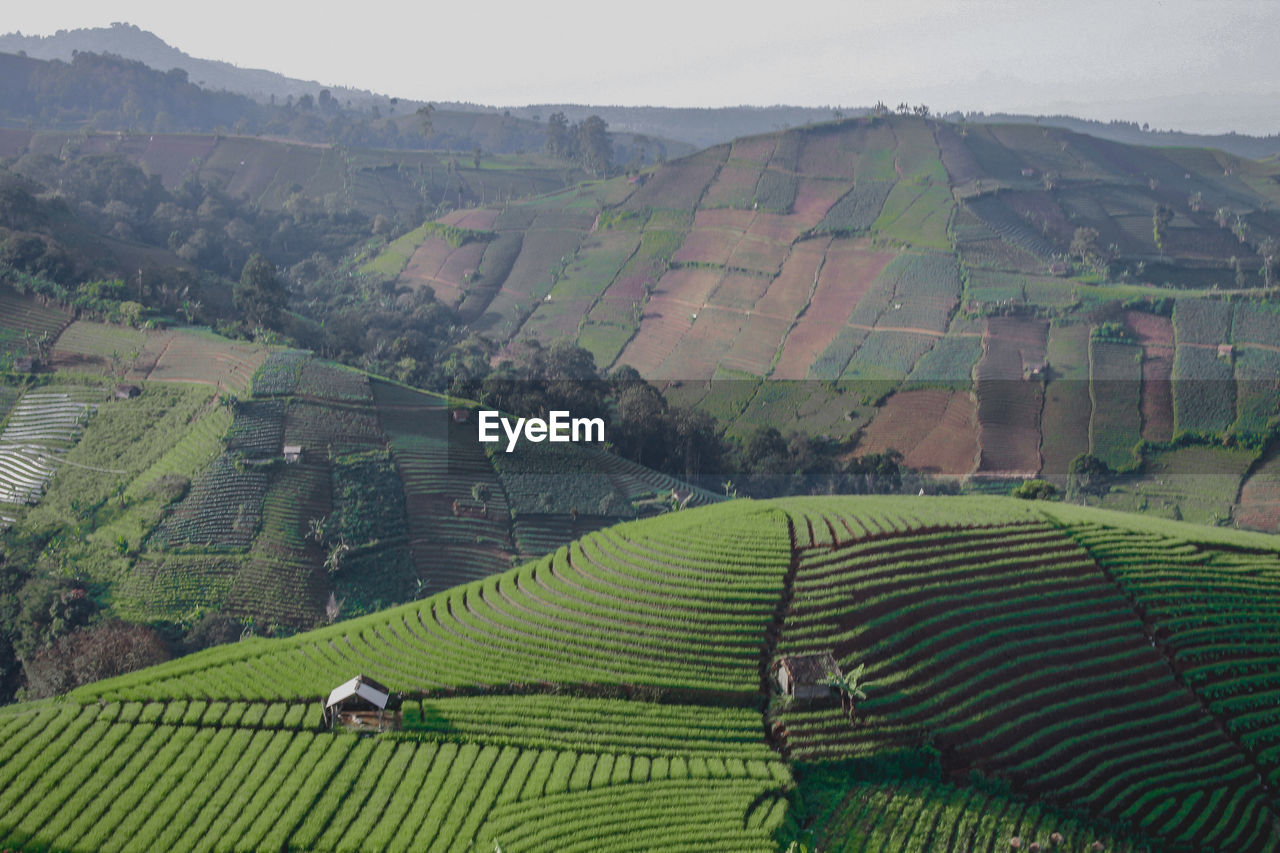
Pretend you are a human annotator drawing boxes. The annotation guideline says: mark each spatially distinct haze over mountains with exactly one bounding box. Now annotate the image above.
[4,23,1280,158]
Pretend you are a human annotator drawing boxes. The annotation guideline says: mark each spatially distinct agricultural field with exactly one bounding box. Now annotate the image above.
[1040,323,1091,479]
[974,318,1047,476]
[1172,345,1236,436]
[3,497,1278,850]
[854,388,978,476]
[1088,339,1143,471]
[0,386,100,516]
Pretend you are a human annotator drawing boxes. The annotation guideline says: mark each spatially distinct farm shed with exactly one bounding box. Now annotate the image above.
[323,674,398,730]
[771,652,841,699]
[451,409,471,423]
[282,444,303,463]
[114,384,142,399]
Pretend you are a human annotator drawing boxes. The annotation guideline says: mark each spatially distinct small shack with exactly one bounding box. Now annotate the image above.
[771,652,841,700]
[115,384,142,400]
[451,408,470,424]
[323,674,397,731]
[282,444,303,464]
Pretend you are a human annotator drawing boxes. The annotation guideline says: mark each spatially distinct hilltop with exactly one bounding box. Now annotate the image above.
[0,495,1277,850]
[371,112,1280,526]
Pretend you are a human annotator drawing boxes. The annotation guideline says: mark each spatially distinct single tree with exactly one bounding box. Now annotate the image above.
[545,112,572,158]
[1070,227,1100,270]
[1258,236,1278,289]
[1152,204,1174,256]
[577,115,613,177]
[234,253,286,330]
[416,103,435,141]
[1067,453,1112,500]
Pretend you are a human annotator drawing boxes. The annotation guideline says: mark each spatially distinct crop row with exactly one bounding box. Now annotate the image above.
[0,697,785,852]
[775,518,1273,849]
[148,453,268,549]
[1068,523,1280,786]
[250,349,309,396]
[402,694,775,760]
[76,503,793,702]
[1172,346,1235,435]
[296,360,373,403]
[0,390,97,506]
[225,399,284,457]
[810,777,1139,853]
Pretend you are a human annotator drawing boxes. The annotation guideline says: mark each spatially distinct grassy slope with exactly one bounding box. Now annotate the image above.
[2,496,1278,851]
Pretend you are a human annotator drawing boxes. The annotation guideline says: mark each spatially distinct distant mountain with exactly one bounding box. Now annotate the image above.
[5,24,1277,161]
[0,22,383,108]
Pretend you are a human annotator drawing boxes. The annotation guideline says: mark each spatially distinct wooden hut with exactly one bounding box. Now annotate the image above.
[322,674,396,731]
[771,652,841,700]
[282,444,303,464]
[114,384,142,400]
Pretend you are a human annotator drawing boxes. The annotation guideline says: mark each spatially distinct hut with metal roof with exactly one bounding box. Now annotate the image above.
[322,674,396,731]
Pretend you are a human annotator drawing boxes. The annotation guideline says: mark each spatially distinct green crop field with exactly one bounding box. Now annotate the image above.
[2,496,1278,850]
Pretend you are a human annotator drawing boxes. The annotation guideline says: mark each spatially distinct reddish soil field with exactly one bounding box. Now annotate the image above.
[138,135,219,186]
[400,238,486,308]
[730,136,777,164]
[651,267,723,306]
[672,229,740,266]
[656,306,744,379]
[615,295,697,374]
[1124,311,1175,348]
[441,208,501,230]
[754,239,830,319]
[1125,311,1175,442]
[747,213,805,244]
[1236,449,1280,533]
[798,132,857,179]
[721,314,791,375]
[772,240,894,379]
[728,236,790,276]
[702,163,764,208]
[975,318,1048,476]
[707,271,775,312]
[790,179,850,228]
[1139,350,1175,442]
[694,208,757,230]
[857,389,978,476]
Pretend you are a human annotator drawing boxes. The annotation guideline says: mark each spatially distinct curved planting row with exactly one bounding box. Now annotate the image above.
[76,503,792,703]
[808,777,1140,853]
[0,698,784,853]
[0,389,98,510]
[1067,523,1280,787]
[775,517,1275,850]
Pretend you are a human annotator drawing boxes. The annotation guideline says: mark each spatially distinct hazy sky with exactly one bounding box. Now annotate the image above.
[7,0,1280,134]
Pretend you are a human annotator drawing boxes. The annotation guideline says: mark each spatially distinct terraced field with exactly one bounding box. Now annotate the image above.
[0,387,101,522]
[3,496,1277,850]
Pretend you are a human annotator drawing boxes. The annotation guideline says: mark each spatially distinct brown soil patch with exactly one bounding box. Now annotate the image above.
[441,208,500,230]
[975,318,1048,476]
[772,240,896,380]
[1236,450,1280,533]
[857,389,978,476]
[694,208,756,230]
[1124,311,1174,348]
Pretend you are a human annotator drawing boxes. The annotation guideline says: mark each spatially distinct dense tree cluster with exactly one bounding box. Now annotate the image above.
[545,112,614,176]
